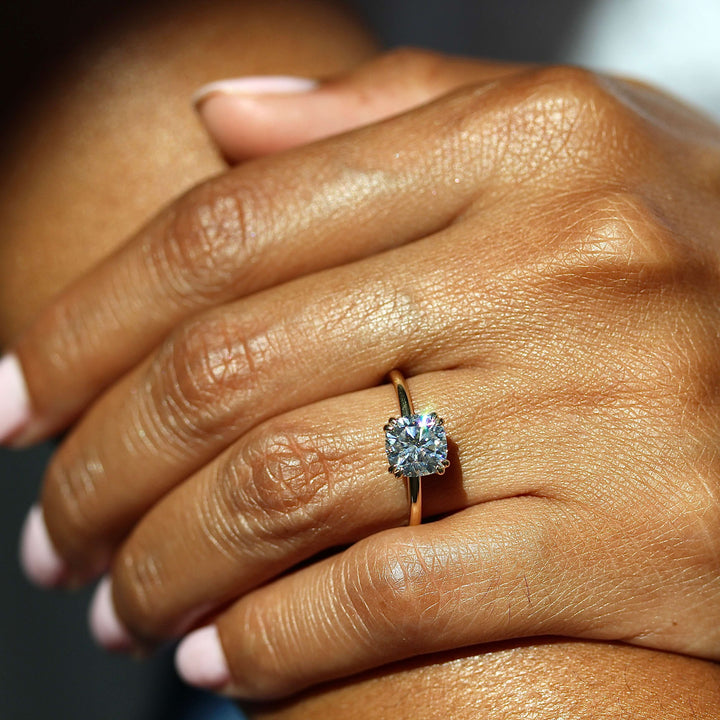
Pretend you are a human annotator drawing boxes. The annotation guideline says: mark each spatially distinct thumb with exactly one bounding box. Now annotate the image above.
[193,49,525,163]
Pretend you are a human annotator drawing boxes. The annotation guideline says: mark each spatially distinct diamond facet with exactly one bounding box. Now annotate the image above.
[385,412,448,477]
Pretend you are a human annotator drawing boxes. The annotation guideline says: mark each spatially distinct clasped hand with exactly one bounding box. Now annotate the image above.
[9,51,720,698]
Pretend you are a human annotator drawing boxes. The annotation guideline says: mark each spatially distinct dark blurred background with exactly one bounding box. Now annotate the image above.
[1,1,718,718]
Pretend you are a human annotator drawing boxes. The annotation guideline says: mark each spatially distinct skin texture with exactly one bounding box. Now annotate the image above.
[13,53,720,687]
[3,3,720,717]
[247,640,720,720]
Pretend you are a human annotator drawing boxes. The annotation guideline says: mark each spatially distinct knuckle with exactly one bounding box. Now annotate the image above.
[222,426,338,542]
[33,300,88,374]
[229,606,293,696]
[111,547,168,639]
[41,449,106,563]
[157,314,259,429]
[160,176,266,301]
[520,65,631,138]
[665,318,720,405]
[541,191,720,417]
[564,190,705,274]
[637,477,720,607]
[452,66,648,178]
[22,295,104,409]
[525,65,606,103]
[342,537,447,652]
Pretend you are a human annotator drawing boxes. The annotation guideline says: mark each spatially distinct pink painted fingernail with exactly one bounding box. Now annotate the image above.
[175,625,231,690]
[89,576,134,652]
[0,354,31,443]
[19,505,67,587]
[192,76,318,106]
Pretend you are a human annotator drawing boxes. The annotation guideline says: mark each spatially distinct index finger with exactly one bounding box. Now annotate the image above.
[0,69,510,446]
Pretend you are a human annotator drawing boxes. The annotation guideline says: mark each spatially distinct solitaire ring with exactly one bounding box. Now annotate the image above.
[384,370,449,526]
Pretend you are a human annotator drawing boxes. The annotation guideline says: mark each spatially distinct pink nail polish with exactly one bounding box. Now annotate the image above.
[19,505,67,587]
[89,576,134,652]
[192,76,318,106]
[0,354,31,443]
[175,625,231,690]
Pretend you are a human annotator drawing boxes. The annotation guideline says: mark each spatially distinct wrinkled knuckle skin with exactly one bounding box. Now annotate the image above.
[592,196,720,407]
[562,191,708,277]
[30,300,89,376]
[160,176,266,302]
[41,449,108,568]
[665,317,720,416]
[111,546,169,641]
[226,605,297,699]
[451,65,650,181]
[220,427,339,544]
[17,295,101,415]
[156,314,259,435]
[343,539,446,654]
[520,66,639,144]
[566,194,720,461]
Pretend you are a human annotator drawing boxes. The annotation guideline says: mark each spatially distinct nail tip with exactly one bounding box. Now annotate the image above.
[192,75,318,107]
[0,354,32,444]
[19,505,66,588]
[175,625,231,690]
[89,577,134,652]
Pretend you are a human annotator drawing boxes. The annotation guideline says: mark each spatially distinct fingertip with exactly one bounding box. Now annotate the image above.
[192,75,357,162]
[175,625,232,690]
[19,505,67,587]
[89,576,134,652]
[0,354,32,444]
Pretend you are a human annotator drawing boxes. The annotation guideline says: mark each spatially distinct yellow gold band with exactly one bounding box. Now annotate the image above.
[388,370,423,526]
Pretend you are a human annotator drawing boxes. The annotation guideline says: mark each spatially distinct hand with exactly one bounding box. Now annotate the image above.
[9,50,720,699]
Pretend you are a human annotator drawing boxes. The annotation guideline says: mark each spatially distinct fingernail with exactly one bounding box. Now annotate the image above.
[89,576,134,652]
[175,625,231,690]
[192,76,318,106]
[0,354,31,443]
[19,505,67,587]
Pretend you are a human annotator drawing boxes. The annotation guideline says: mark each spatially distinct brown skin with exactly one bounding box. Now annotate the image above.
[249,641,720,720]
[2,2,719,717]
[17,56,720,685]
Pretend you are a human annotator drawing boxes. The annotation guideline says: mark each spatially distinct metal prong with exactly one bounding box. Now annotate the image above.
[436,467,446,475]
[442,459,451,467]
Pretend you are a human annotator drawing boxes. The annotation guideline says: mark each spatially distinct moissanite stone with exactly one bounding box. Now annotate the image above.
[385,412,449,477]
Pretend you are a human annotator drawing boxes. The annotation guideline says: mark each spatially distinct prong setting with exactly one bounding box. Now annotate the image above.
[384,411,449,478]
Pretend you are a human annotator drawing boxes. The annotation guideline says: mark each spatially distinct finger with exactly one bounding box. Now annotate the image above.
[27,140,682,586]
[31,212,503,584]
[4,56,533,447]
[193,49,526,162]
[94,282,713,652]
[95,367,537,643]
[174,496,714,700]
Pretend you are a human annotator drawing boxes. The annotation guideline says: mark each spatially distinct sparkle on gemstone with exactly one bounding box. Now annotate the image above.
[385,412,449,477]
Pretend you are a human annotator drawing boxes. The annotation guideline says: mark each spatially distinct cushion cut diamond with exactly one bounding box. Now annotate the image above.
[385,412,448,477]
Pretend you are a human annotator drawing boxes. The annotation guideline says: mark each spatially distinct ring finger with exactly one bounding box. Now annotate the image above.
[101,366,543,643]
